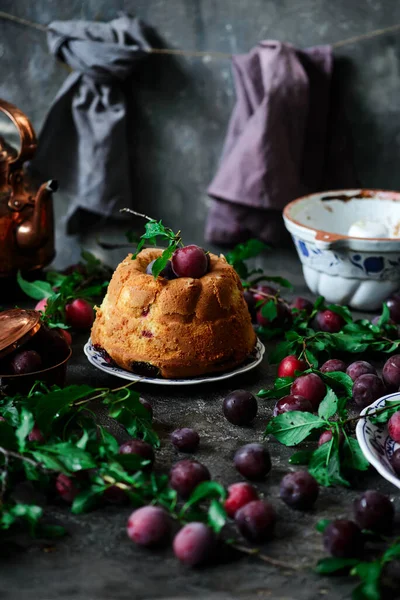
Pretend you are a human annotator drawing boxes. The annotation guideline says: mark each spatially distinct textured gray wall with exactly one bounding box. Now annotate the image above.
[1,0,400,269]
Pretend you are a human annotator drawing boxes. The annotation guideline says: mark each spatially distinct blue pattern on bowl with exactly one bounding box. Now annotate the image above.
[356,393,400,490]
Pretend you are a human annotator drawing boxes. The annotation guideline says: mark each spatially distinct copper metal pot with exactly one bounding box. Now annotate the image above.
[0,99,56,277]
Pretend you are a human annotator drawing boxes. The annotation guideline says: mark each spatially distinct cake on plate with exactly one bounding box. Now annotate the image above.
[91,248,256,379]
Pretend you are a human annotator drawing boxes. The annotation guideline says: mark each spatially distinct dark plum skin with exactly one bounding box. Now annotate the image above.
[146,259,176,280]
[352,374,385,408]
[388,412,400,443]
[273,395,313,417]
[277,355,307,378]
[353,490,394,534]
[170,428,200,453]
[382,355,400,391]
[320,359,347,374]
[346,360,377,382]
[391,448,400,475]
[253,285,276,303]
[224,482,259,518]
[169,459,210,498]
[119,440,155,471]
[290,373,326,410]
[386,295,400,324]
[318,430,344,447]
[171,245,209,279]
[65,298,94,330]
[9,350,42,375]
[127,506,171,547]
[234,443,271,480]
[173,522,215,566]
[315,310,344,333]
[290,297,313,314]
[243,290,257,322]
[323,520,364,558]
[223,390,258,425]
[279,471,319,510]
[56,474,78,503]
[139,397,153,419]
[28,424,44,443]
[235,500,276,543]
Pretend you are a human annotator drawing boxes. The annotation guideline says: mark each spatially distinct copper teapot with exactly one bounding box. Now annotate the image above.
[0,98,56,277]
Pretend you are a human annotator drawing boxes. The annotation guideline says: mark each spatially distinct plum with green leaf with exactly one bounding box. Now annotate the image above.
[290,373,326,410]
[277,355,307,378]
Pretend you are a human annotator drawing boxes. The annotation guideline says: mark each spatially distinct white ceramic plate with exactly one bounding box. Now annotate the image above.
[84,337,265,386]
[356,392,400,489]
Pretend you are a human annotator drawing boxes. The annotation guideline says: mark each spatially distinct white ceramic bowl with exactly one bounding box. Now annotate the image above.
[283,189,400,310]
[356,392,400,490]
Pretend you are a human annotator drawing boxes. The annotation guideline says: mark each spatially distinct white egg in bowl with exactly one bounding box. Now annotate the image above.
[283,189,400,310]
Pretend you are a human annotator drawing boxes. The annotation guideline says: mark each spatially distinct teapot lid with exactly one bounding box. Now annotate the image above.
[0,309,41,359]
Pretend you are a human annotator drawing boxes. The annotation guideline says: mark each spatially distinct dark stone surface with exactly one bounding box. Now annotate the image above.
[2,255,399,600]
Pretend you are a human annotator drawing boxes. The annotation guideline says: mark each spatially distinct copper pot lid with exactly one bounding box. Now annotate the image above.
[0,309,41,359]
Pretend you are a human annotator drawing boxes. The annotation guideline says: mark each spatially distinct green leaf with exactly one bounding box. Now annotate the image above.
[208,500,227,533]
[183,481,226,510]
[31,451,65,472]
[260,300,278,322]
[326,304,353,324]
[35,385,94,434]
[0,421,17,450]
[37,523,67,539]
[305,349,319,369]
[36,443,97,472]
[0,503,43,533]
[315,519,331,533]
[309,441,350,487]
[17,271,54,300]
[315,557,359,574]
[383,542,400,561]
[268,341,298,365]
[151,243,177,278]
[318,388,339,420]
[258,376,294,399]
[225,239,268,279]
[71,486,105,514]
[289,450,314,465]
[16,408,35,452]
[377,303,391,327]
[264,412,325,446]
[369,400,400,424]
[320,371,354,398]
[342,436,369,472]
[351,562,382,600]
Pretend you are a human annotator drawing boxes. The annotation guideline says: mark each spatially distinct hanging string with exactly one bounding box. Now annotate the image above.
[1,9,400,59]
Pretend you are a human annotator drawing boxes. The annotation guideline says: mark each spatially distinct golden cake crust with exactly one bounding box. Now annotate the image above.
[91,248,256,378]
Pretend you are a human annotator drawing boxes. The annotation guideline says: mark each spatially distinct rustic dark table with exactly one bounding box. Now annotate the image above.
[3,248,399,600]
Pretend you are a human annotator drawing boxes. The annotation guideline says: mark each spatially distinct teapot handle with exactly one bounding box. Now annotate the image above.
[0,98,37,170]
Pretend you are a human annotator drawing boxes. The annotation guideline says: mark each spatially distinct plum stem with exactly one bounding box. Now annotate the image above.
[231,542,304,570]
[343,400,400,425]
[120,208,154,222]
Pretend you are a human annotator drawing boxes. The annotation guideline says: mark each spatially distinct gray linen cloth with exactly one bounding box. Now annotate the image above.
[29,14,151,234]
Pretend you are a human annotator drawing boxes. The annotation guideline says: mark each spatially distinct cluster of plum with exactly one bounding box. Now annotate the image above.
[35,297,94,337]
[146,245,210,280]
[244,285,348,333]
[277,352,400,410]
[323,490,395,558]
[0,322,71,376]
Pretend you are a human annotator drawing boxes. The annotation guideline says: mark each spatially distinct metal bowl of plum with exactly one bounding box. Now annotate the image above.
[0,309,72,394]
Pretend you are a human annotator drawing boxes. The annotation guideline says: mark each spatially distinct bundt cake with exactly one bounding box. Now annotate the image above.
[91,248,256,378]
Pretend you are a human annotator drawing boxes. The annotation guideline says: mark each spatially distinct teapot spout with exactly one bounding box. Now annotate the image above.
[15,179,58,250]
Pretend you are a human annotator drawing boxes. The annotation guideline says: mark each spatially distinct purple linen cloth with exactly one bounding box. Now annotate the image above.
[206,41,358,246]
[29,14,151,234]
